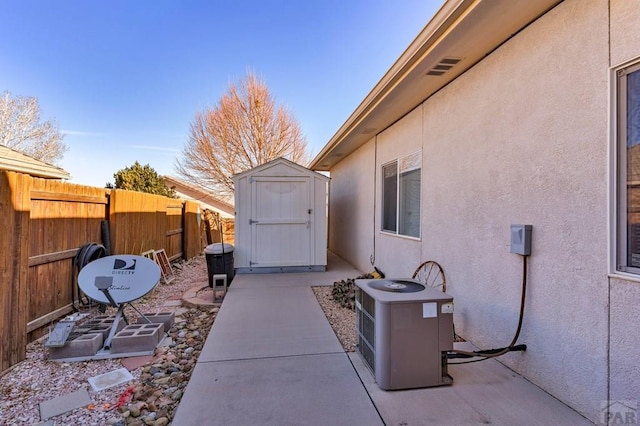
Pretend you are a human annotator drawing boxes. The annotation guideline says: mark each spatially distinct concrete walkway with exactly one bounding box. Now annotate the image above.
[173,253,592,426]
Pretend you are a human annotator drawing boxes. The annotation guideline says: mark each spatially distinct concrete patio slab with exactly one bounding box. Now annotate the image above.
[229,252,362,290]
[199,285,344,362]
[175,252,591,426]
[349,345,592,426]
[173,352,383,426]
[39,387,91,421]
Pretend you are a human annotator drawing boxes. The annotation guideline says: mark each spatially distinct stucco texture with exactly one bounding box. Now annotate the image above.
[419,0,610,421]
[610,0,640,66]
[609,277,640,404]
[326,0,640,421]
[608,0,640,410]
[327,0,613,423]
[328,141,375,272]
[374,107,424,277]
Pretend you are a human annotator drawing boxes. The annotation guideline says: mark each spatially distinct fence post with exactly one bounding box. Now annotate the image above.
[0,171,31,372]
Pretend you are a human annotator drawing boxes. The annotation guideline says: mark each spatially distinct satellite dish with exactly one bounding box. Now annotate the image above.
[78,255,161,304]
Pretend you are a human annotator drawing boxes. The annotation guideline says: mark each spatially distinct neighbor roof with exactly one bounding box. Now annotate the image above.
[163,175,235,216]
[0,145,71,179]
[310,0,561,171]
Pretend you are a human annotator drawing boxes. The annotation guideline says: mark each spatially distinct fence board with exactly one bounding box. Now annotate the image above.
[110,190,167,254]
[27,179,107,341]
[183,201,202,259]
[28,248,79,267]
[0,171,31,372]
[1,175,214,372]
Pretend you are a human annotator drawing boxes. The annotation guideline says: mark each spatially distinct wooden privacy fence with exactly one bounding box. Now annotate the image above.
[0,171,203,372]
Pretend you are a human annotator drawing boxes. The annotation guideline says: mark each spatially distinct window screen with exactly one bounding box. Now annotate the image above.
[381,152,421,238]
[382,161,397,232]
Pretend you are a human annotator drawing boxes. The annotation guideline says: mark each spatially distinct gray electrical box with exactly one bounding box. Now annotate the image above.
[510,224,532,255]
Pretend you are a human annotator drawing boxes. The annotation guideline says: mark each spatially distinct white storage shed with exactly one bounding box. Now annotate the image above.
[233,158,329,273]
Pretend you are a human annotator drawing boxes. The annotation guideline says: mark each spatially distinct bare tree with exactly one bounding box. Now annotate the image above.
[0,91,67,165]
[176,72,310,199]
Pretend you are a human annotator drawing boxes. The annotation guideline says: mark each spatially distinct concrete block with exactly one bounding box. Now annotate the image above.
[72,327,92,335]
[111,323,164,354]
[101,317,127,331]
[92,314,116,322]
[65,332,83,342]
[86,316,126,331]
[48,333,103,360]
[87,325,112,341]
[83,319,103,328]
[143,312,175,332]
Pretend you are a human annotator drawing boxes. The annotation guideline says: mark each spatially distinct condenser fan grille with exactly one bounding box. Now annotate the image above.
[356,288,376,374]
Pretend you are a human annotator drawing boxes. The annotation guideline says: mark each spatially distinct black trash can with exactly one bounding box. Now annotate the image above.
[205,243,235,288]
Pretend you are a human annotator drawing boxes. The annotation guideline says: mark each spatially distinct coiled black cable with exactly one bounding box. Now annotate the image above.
[71,243,106,311]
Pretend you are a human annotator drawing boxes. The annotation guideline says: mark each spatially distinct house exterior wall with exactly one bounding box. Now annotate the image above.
[421,1,609,421]
[375,107,424,276]
[608,0,640,408]
[328,141,375,272]
[326,0,630,422]
[610,0,640,66]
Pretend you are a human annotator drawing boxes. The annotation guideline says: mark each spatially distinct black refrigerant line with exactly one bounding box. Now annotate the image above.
[447,255,529,363]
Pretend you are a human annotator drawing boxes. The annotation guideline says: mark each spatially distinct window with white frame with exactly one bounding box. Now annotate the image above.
[382,152,421,238]
[617,61,640,272]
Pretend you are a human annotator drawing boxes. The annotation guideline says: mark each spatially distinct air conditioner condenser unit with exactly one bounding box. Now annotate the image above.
[355,278,454,390]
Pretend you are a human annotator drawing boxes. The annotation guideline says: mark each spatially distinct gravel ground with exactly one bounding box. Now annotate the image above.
[0,258,361,426]
[312,286,357,352]
[0,255,215,426]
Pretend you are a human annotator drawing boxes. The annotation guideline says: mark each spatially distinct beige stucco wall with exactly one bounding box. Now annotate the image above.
[374,107,424,277]
[328,0,619,422]
[328,141,375,272]
[421,1,610,421]
[608,0,640,408]
[609,277,640,405]
[610,0,640,67]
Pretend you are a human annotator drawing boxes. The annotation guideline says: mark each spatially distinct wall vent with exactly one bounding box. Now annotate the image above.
[426,57,462,76]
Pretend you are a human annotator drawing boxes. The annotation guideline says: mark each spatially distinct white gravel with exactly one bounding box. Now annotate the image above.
[0,255,211,426]
[1,260,361,425]
[312,286,357,352]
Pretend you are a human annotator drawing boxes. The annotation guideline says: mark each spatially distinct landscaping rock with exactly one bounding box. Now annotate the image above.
[331,272,379,310]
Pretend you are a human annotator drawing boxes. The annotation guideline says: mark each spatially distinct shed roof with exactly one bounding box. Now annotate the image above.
[0,145,71,179]
[232,157,329,181]
[310,0,561,170]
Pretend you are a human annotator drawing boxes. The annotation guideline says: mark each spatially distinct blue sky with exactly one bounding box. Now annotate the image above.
[0,0,443,187]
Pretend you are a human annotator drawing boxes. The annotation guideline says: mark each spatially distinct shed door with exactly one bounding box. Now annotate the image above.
[250,177,312,267]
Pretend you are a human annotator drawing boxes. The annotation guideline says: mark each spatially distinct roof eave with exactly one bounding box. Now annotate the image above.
[0,164,71,179]
[310,0,561,171]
